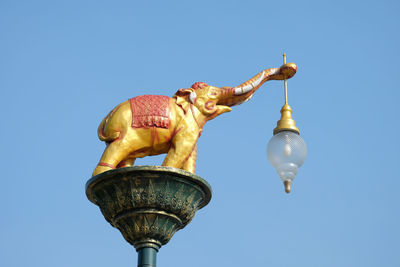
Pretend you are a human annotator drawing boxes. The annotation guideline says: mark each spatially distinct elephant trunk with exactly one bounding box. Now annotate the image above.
[218,63,297,107]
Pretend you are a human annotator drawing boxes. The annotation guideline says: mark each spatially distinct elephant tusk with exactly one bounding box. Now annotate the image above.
[189,92,197,104]
[234,71,265,95]
[230,94,254,106]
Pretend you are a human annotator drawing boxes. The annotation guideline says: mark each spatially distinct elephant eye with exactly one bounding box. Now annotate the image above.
[208,89,219,98]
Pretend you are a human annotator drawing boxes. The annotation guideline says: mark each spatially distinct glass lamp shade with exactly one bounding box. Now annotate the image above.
[267,130,307,193]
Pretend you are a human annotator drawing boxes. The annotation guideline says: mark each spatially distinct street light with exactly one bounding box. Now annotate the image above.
[86,54,307,267]
[267,53,307,193]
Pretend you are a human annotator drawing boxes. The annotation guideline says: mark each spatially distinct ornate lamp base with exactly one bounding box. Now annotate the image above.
[86,166,212,266]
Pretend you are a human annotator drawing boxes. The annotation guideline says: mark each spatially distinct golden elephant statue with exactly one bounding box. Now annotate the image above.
[92,63,297,176]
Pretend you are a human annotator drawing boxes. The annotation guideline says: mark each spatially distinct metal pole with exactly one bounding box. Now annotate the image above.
[137,247,157,267]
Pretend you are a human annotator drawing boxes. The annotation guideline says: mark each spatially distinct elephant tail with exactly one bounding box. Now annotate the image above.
[97,103,122,142]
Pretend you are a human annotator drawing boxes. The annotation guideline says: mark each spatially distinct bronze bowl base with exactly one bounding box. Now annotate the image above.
[86,166,212,251]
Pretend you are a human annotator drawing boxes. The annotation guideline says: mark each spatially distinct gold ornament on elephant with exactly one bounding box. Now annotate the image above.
[92,63,297,177]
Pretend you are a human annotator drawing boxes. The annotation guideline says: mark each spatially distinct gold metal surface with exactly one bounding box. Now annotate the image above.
[283,53,288,104]
[273,104,300,135]
[284,180,292,193]
[273,53,300,135]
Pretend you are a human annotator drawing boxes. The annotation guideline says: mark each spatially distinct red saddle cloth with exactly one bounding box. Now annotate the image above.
[130,95,171,129]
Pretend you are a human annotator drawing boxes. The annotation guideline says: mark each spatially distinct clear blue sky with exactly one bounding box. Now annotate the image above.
[1,1,399,266]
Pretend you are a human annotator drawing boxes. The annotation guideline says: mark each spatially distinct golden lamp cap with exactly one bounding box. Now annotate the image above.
[284,180,292,193]
[273,103,300,135]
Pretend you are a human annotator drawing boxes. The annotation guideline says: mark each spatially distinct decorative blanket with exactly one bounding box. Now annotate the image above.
[130,95,171,129]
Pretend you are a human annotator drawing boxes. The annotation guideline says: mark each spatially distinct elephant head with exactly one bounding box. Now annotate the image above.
[173,63,297,120]
[173,82,233,121]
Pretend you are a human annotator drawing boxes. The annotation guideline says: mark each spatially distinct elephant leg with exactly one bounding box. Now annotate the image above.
[182,144,197,173]
[117,158,136,168]
[162,132,198,169]
[92,140,131,176]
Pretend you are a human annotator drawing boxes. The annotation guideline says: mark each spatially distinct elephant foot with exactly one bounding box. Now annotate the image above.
[117,158,136,168]
[92,163,115,176]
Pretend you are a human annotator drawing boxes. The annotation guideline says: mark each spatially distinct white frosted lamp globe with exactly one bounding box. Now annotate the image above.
[267,130,307,193]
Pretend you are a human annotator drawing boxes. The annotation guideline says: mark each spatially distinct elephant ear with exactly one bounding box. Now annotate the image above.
[173,88,196,114]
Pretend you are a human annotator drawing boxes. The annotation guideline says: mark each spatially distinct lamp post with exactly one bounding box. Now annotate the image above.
[86,54,306,266]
